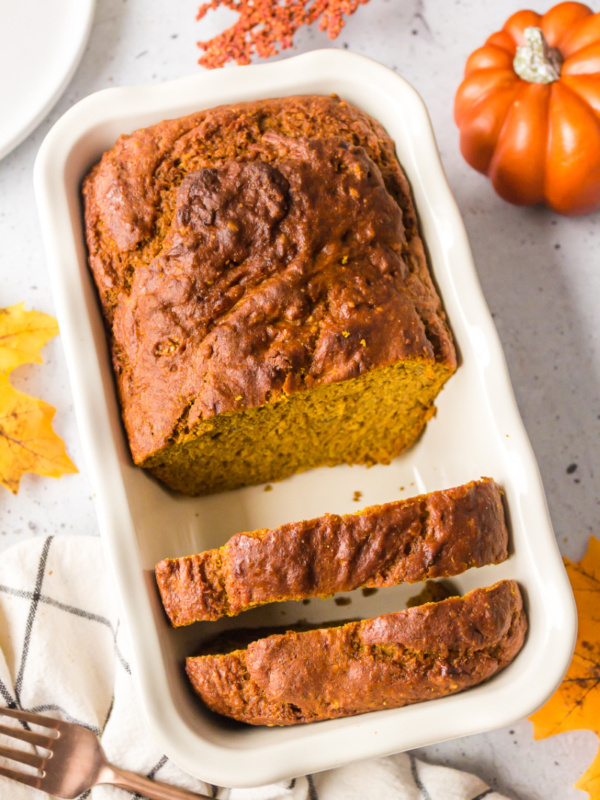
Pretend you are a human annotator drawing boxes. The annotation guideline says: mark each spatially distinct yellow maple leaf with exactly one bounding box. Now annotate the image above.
[529,536,600,799]
[0,375,77,494]
[0,302,59,374]
[0,303,76,493]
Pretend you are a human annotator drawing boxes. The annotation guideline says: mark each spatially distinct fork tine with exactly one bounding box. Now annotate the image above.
[0,743,46,770]
[0,706,60,730]
[0,764,43,790]
[0,723,55,750]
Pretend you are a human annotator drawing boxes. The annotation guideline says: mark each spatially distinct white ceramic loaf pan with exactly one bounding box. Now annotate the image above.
[34,50,576,787]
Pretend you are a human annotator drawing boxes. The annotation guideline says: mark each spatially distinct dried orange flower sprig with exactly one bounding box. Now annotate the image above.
[196,0,371,69]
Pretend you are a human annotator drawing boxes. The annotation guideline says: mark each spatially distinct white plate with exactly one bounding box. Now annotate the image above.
[34,50,577,788]
[0,0,95,160]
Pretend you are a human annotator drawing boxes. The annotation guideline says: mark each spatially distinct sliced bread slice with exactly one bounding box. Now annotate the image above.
[156,478,508,625]
[186,579,526,726]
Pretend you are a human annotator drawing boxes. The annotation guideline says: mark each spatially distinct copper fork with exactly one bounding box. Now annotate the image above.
[0,706,212,799]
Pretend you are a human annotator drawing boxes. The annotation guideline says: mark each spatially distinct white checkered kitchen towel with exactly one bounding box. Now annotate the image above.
[0,535,511,800]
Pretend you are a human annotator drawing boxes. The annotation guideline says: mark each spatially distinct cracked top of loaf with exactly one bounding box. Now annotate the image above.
[83,95,456,463]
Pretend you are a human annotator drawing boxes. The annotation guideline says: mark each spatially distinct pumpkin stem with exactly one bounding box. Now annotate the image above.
[513,27,562,84]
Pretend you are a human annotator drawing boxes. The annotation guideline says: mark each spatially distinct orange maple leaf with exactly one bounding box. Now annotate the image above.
[529,536,600,799]
[0,304,76,494]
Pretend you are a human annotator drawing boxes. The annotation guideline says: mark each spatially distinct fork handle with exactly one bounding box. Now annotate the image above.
[98,763,214,800]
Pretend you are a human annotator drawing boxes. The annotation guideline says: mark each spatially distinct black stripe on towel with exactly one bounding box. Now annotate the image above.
[27,703,100,736]
[307,773,319,800]
[14,537,53,704]
[410,754,433,800]
[0,581,131,674]
[0,674,16,709]
[131,755,171,799]
[147,754,168,779]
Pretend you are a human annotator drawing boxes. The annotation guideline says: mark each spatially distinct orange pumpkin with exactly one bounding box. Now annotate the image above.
[454,2,600,215]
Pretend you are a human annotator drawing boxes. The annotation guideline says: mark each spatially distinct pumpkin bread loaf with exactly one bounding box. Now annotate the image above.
[83,95,456,495]
[156,478,508,626]
[186,579,526,726]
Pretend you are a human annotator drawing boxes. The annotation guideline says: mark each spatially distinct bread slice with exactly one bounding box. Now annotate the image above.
[186,580,526,726]
[156,478,508,626]
[83,95,456,495]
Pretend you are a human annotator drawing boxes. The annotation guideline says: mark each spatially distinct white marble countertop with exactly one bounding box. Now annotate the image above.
[1,0,598,797]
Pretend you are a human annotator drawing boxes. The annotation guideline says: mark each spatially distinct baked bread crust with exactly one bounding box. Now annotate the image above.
[186,580,527,726]
[83,95,456,474]
[156,478,508,625]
